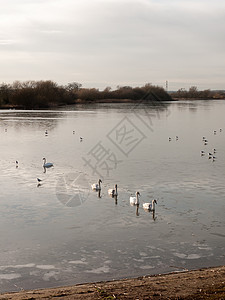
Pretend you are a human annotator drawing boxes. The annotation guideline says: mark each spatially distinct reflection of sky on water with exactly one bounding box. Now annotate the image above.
[0,101,225,292]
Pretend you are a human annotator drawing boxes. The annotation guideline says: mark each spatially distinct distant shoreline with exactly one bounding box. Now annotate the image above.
[1,98,224,110]
[0,265,224,299]
[0,98,170,110]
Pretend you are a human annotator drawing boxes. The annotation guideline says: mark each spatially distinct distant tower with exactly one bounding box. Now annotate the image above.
[165,81,168,91]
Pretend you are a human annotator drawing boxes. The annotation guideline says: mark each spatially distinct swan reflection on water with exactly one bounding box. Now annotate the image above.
[136,204,139,216]
[140,205,157,220]
[108,193,118,205]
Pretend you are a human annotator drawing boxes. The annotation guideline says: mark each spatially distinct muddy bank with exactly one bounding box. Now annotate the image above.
[0,266,225,299]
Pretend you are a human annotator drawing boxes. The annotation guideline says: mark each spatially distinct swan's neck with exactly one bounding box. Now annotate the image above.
[43,158,46,165]
[152,200,155,210]
[115,185,117,194]
[98,180,101,188]
[136,194,139,204]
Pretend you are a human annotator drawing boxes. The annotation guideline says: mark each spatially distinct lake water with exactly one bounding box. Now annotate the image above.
[0,100,225,293]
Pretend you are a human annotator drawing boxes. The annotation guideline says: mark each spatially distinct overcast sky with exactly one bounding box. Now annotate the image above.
[0,0,224,91]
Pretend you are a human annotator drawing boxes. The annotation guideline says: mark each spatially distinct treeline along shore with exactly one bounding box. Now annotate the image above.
[0,81,172,109]
[0,80,224,109]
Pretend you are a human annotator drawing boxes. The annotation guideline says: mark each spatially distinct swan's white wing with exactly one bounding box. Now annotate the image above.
[108,189,114,195]
[143,203,151,210]
[130,196,136,205]
[91,184,97,190]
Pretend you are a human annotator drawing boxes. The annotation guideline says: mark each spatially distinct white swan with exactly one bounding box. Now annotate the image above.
[130,191,140,206]
[91,179,102,191]
[143,199,157,211]
[108,184,118,197]
[43,158,53,168]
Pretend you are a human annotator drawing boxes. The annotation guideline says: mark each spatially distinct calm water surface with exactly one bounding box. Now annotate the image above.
[0,100,225,292]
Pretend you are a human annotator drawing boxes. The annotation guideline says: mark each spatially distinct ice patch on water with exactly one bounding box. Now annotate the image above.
[86,265,110,274]
[104,260,112,264]
[0,263,35,270]
[43,271,59,281]
[173,253,201,259]
[36,265,56,270]
[134,258,144,262]
[173,253,186,259]
[186,254,201,259]
[13,263,36,268]
[30,270,40,276]
[139,252,147,256]
[198,246,212,251]
[68,260,88,265]
[0,273,21,280]
[139,265,154,270]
